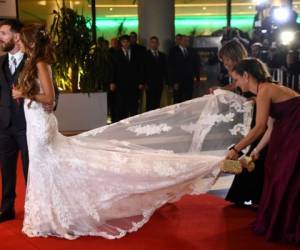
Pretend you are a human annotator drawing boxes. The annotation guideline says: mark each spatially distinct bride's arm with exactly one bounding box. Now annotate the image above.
[32,61,55,105]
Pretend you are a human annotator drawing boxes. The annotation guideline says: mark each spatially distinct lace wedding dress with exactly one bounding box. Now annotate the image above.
[22,89,253,240]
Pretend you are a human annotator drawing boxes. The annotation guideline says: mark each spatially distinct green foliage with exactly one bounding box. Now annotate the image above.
[80,39,113,92]
[117,18,127,38]
[50,3,112,92]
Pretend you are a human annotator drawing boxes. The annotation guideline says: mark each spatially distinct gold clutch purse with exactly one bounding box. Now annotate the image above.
[220,156,255,174]
[240,156,255,172]
[220,159,243,174]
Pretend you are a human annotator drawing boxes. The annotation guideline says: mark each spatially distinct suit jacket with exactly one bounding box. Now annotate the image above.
[131,43,147,56]
[168,46,200,85]
[144,50,167,87]
[0,54,26,130]
[0,54,60,130]
[112,48,144,91]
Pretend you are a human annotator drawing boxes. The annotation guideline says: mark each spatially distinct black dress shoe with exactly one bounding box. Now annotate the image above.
[0,210,15,223]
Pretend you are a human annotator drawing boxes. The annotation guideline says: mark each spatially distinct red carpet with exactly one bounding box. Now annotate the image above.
[0,160,297,250]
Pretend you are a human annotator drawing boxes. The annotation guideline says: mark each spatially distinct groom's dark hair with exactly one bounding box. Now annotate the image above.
[0,19,23,33]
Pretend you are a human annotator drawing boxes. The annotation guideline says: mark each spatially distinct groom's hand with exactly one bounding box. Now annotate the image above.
[12,88,23,99]
[43,101,56,113]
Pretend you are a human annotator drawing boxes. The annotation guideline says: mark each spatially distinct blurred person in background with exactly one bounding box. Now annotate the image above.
[168,35,200,103]
[144,36,168,111]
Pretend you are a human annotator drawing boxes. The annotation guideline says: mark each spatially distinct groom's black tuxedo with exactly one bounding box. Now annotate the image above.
[0,54,27,129]
[0,53,28,215]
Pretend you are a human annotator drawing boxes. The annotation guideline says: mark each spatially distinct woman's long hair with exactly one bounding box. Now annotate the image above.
[18,23,55,99]
[233,58,272,83]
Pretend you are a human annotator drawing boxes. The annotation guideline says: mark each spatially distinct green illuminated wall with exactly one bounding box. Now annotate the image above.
[95,15,255,39]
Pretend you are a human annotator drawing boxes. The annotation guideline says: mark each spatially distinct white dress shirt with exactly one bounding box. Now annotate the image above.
[8,51,24,74]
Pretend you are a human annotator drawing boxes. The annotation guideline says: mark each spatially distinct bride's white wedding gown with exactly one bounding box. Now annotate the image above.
[22,89,253,240]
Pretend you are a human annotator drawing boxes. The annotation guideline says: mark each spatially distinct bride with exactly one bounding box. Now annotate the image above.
[12,24,253,240]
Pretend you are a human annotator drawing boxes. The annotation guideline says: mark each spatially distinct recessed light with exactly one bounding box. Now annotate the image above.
[37,1,46,6]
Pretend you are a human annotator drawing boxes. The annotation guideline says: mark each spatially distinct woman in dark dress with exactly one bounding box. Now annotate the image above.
[225,108,267,206]
[227,58,300,243]
[218,39,267,207]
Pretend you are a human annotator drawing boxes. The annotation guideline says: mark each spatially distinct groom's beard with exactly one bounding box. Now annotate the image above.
[0,38,15,52]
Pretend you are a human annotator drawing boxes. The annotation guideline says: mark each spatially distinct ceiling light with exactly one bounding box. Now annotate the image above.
[37,0,46,6]
[253,0,269,5]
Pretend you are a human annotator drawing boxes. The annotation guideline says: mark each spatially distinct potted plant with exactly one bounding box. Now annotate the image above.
[50,2,112,131]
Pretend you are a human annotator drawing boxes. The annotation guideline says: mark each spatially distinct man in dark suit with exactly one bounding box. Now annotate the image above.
[0,19,27,222]
[110,35,144,121]
[129,31,147,55]
[144,36,167,111]
[129,31,147,113]
[168,35,200,103]
[107,37,119,123]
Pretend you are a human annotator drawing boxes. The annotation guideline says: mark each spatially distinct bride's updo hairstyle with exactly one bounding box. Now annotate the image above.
[18,23,55,99]
[233,58,272,83]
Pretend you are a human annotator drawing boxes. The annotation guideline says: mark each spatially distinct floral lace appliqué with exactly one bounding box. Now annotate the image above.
[77,126,108,137]
[181,113,234,134]
[127,123,172,136]
[229,124,248,136]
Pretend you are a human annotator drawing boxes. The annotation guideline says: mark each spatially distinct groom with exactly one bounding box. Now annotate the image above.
[0,19,58,223]
[0,19,27,222]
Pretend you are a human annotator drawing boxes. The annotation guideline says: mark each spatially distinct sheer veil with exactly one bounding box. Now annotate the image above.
[23,89,254,239]
[77,89,253,155]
